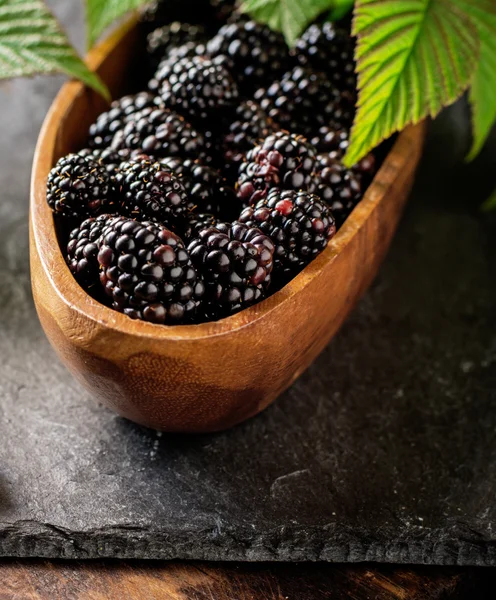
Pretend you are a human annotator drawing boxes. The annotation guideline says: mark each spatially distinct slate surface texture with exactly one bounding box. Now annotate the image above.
[0,0,496,565]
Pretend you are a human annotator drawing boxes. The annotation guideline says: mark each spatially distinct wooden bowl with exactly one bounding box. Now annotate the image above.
[30,19,426,433]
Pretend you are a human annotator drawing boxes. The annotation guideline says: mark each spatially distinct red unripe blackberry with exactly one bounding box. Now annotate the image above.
[46,154,116,219]
[188,221,274,318]
[150,56,238,123]
[221,100,278,180]
[88,92,161,149]
[206,20,291,93]
[66,214,115,287]
[110,106,205,160]
[98,217,205,324]
[237,132,318,206]
[254,66,355,137]
[239,188,336,274]
[157,157,238,218]
[115,158,188,225]
[293,22,357,94]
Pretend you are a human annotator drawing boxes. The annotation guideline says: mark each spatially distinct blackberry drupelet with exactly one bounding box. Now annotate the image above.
[147,22,206,71]
[110,106,205,159]
[46,154,116,218]
[221,100,278,180]
[188,221,274,318]
[254,66,355,138]
[66,214,116,287]
[237,132,318,206]
[98,217,205,324]
[88,92,161,149]
[150,56,238,123]
[158,157,238,218]
[293,22,357,94]
[206,20,291,92]
[310,154,363,227]
[239,188,336,274]
[115,158,188,224]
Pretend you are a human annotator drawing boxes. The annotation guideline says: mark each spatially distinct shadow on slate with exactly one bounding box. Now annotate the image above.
[0,29,496,562]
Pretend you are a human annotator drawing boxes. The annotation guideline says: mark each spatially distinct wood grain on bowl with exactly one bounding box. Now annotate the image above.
[30,18,426,432]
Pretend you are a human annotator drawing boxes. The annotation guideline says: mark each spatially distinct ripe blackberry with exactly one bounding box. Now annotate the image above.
[239,189,336,274]
[309,126,350,156]
[78,147,132,174]
[188,221,274,318]
[147,22,206,67]
[310,154,364,227]
[237,132,318,206]
[293,22,357,94]
[157,157,238,218]
[115,158,188,224]
[254,66,355,137]
[88,92,161,149]
[46,154,116,218]
[221,100,278,180]
[181,212,218,243]
[150,56,238,123]
[110,106,205,160]
[206,20,291,92]
[98,217,205,324]
[66,214,115,287]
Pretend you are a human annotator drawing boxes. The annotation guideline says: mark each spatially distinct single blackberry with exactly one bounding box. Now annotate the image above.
[78,147,132,174]
[46,154,116,218]
[239,189,336,274]
[115,158,188,225]
[66,214,115,287]
[110,106,205,160]
[146,22,207,71]
[237,132,318,206]
[254,66,355,137]
[310,154,364,227]
[157,157,238,218]
[98,217,205,324]
[188,221,274,318]
[150,56,238,123]
[221,100,278,180]
[181,212,218,243]
[206,20,291,92]
[88,92,161,149]
[293,22,357,94]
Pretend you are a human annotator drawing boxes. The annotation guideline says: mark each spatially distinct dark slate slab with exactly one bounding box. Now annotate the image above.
[1,2,496,565]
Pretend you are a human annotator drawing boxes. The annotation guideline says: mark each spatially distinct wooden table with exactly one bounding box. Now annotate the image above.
[1,562,494,599]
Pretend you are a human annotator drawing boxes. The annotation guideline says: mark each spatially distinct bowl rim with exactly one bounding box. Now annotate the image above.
[30,18,425,342]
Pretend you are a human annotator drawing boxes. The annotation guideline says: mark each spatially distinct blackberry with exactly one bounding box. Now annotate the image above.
[150,56,238,123]
[146,22,206,71]
[78,147,132,174]
[46,154,116,218]
[181,212,218,243]
[309,126,350,156]
[188,222,274,318]
[221,100,278,180]
[239,189,336,274]
[206,20,291,92]
[98,217,205,324]
[293,22,357,94]
[115,158,188,224]
[66,214,115,287]
[110,106,205,159]
[237,132,318,206]
[88,92,161,149]
[254,66,355,137]
[310,154,363,227]
[158,157,238,218]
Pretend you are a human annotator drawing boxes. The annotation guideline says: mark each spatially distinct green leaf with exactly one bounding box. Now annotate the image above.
[481,187,496,212]
[0,0,108,98]
[240,0,335,46]
[343,0,480,168]
[328,0,354,21]
[85,0,148,48]
[459,0,496,160]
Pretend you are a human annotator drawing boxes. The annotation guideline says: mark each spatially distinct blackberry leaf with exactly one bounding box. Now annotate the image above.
[343,0,480,168]
[0,0,108,98]
[85,0,149,47]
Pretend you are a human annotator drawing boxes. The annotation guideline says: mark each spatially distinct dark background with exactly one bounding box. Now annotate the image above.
[0,0,495,566]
